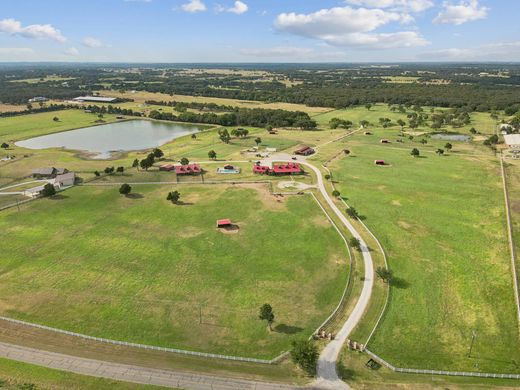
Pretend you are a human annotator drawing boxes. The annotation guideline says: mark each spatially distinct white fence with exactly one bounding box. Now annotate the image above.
[365,349,520,380]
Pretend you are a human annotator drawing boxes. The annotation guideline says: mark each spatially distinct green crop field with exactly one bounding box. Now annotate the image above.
[329,128,520,373]
[0,184,348,359]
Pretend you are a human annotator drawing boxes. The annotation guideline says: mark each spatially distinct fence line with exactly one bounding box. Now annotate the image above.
[499,153,520,327]
[365,349,520,380]
[309,192,353,334]
[0,316,288,364]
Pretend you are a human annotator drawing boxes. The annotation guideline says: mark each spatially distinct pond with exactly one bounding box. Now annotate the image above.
[431,134,471,142]
[16,120,202,159]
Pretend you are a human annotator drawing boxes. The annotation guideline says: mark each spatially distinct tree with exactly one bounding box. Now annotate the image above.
[324,174,331,180]
[94,170,100,177]
[259,303,275,331]
[41,183,56,197]
[445,142,453,151]
[119,183,132,195]
[53,116,59,122]
[410,148,420,158]
[132,159,139,170]
[167,190,181,204]
[420,139,428,145]
[397,119,406,130]
[365,103,373,111]
[332,190,340,198]
[140,158,152,171]
[116,166,125,174]
[349,237,361,251]
[104,166,115,174]
[255,137,262,147]
[1,142,8,149]
[360,120,370,128]
[376,267,393,284]
[191,133,197,139]
[152,148,164,158]
[290,340,318,375]
[180,157,190,165]
[208,150,217,160]
[218,128,231,144]
[346,207,359,219]
[436,148,445,156]
[469,127,477,134]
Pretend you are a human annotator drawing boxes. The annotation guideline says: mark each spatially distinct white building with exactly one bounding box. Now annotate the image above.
[54,172,75,187]
[504,134,520,149]
[73,96,117,103]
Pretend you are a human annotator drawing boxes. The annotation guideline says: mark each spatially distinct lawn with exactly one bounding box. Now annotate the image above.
[0,110,119,142]
[329,129,520,372]
[0,184,348,359]
[0,358,164,390]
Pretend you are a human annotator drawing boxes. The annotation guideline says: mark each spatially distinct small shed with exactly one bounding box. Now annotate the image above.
[374,160,386,166]
[295,146,315,156]
[380,139,390,144]
[216,219,232,228]
[364,132,372,135]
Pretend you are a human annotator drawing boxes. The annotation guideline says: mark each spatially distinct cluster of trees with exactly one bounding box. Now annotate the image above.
[148,107,317,129]
[430,108,471,129]
[329,118,353,129]
[82,104,142,117]
[145,100,234,112]
[0,103,78,118]
[166,190,180,204]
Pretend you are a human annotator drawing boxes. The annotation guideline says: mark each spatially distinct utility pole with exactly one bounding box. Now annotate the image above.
[468,330,477,357]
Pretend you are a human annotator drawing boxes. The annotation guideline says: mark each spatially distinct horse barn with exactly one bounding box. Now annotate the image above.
[504,134,520,149]
[175,164,202,175]
[295,146,315,156]
[253,163,303,175]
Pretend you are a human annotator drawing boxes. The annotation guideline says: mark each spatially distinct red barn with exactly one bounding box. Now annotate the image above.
[295,146,315,156]
[159,164,175,171]
[253,165,270,174]
[271,163,302,175]
[374,160,386,165]
[216,219,232,228]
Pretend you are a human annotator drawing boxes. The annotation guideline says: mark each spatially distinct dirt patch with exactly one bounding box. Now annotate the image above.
[232,183,287,210]
[176,227,203,238]
[398,220,412,230]
[391,200,402,206]
[217,224,240,235]
[312,215,332,228]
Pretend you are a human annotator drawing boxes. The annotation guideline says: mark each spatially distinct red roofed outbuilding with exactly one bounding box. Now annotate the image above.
[175,164,202,175]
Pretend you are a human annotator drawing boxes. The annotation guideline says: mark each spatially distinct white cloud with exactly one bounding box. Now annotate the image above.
[181,0,207,13]
[433,0,488,25]
[0,47,34,55]
[124,0,152,2]
[228,1,248,14]
[274,6,428,49]
[417,41,520,61]
[64,47,79,56]
[0,18,66,43]
[240,46,313,58]
[82,37,110,48]
[345,0,434,12]
[417,47,474,59]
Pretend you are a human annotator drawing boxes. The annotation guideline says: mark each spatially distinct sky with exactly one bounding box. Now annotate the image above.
[0,0,519,63]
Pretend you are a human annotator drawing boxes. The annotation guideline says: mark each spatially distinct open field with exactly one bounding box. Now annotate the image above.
[0,103,27,113]
[329,128,520,372]
[104,90,332,115]
[0,357,164,390]
[0,110,119,142]
[505,158,520,295]
[9,75,76,84]
[339,350,519,389]
[312,104,500,135]
[0,184,348,359]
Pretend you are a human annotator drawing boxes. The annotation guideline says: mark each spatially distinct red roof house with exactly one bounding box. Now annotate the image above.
[253,165,270,174]
[271,162,302,175]
[175,164,202,175]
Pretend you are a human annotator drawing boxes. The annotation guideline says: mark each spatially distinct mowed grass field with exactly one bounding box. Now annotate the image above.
[330,129,520,372]
[0,184,348,358]
[0,110,118,142]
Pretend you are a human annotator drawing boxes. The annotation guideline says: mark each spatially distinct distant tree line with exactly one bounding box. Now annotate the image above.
[148,106,317,129]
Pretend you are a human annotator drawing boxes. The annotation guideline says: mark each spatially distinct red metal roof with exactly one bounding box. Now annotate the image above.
[175,164,201,174]
[160,164,175,171]
[253,165,270,173]
[272,162,302,174]
[217,219,232,226]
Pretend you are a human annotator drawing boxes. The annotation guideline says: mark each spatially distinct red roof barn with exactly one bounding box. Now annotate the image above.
[159,164,175,171]
[216,219,232,228]
[295,146,315,156]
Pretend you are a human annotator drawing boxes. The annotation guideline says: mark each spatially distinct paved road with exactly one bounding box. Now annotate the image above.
[0,342,298,390]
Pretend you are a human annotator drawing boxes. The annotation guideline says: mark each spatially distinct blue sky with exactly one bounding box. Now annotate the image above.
[0,0,519,62]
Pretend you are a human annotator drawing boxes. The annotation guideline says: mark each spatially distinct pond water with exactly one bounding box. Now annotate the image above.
[16,120,202,159]
[431,134,471,142]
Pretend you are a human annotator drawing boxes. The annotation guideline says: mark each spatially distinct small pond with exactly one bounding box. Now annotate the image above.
[16,120,202,159]
[431,134,471,142]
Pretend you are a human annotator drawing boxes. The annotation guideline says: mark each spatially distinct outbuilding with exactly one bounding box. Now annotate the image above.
[380,139,390,144]
[54,172,75,187]
[374,160,386,166]
[159,164,175,171]
[216,219,232,228]
[295,146,315,156]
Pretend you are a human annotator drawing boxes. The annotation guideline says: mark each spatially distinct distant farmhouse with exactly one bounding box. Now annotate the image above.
[73,96,118,103]
[28,97,49,103]
[31,167,68,179]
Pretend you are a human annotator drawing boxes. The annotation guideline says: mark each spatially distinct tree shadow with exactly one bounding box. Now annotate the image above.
[391,277,410,289]
[337,361,356,380]
[126,193,143,199]
[49,194,68,200]
[176,201,194,206]
[274,324,303,335]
